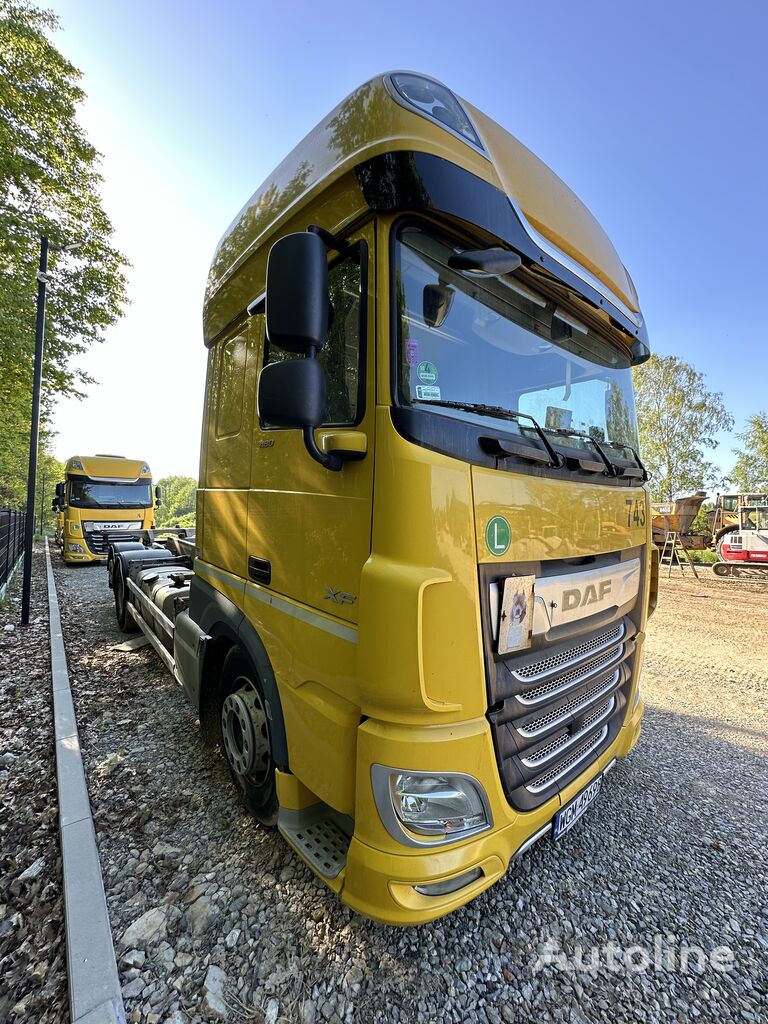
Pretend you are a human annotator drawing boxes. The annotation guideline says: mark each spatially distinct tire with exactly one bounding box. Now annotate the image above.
[113,559,138,633]
[217,646,278,826]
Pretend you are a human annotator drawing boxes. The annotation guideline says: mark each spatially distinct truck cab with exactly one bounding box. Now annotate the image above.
[118,72,655,924]
[60,455,156,564]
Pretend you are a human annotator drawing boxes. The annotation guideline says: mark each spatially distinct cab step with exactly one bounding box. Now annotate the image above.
[278,805,352,879]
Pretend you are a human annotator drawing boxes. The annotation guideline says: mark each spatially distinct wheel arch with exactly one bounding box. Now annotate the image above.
[190,574,289,769]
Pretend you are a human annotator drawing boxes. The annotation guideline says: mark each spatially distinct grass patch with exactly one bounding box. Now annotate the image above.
[686,548,718,564]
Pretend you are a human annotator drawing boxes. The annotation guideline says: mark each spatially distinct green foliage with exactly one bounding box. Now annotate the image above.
[154,476,196,528]
[686,547,718,564]
[634,354,733,501]
[0,0,128,507]
[730,411,768,492]
[690,501,714,537]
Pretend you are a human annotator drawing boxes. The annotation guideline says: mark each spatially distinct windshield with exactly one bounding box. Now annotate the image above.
[394,224,639,456]
[68,479,152,510]
[741,507,768,531]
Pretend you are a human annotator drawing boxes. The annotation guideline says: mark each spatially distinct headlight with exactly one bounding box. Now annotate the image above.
[372,766,492,846]
[385,72,485,154]
[67,543,85,553]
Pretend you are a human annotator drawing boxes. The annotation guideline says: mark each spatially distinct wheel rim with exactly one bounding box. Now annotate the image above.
[221,677,271,785]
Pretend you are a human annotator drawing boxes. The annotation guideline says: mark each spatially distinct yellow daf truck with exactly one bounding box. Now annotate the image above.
[112,72,656,924]
[58,455,158,564]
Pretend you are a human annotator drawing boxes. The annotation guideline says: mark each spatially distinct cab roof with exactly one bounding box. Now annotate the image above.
[205,72,642,346]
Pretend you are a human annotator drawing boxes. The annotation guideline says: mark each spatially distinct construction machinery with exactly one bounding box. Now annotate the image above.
[651,491,708,549]
[712,501,768,577]
[709,491,768,558]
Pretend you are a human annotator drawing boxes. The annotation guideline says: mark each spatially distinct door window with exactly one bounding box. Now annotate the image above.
[265,247,363,425]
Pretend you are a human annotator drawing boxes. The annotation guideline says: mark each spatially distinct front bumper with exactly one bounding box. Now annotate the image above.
[338,695,643,925]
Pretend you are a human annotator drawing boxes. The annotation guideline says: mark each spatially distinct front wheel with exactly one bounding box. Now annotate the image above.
[218,647,278,826]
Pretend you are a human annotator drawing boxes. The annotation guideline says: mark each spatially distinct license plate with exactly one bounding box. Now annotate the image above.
[552,774,603,841]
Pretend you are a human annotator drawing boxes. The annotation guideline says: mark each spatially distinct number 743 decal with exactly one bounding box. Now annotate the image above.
[624,497,647,528]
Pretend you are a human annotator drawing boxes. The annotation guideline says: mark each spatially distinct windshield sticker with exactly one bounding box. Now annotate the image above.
[415,384,441,401]
[498,574,535,654]
[416,361,438,385]
[405,340,419,365]
[485,515,511,557]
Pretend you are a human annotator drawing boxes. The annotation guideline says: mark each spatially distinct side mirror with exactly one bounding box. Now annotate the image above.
[155,484,163,506]
[258,358,326,429]
[55,482,65,498]
[264,232,329,354]
[51,499,59,511]
[258,358,342,470]
[423,283,454,329]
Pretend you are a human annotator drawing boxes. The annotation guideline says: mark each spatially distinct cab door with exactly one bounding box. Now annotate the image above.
[246,224,375,628]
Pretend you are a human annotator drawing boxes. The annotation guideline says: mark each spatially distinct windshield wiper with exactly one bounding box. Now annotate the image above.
[544,427,618,476]
[603,439,648,481]
[415,399,562,467]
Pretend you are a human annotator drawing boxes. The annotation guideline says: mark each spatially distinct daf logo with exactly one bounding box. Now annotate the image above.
[562,579,612,611]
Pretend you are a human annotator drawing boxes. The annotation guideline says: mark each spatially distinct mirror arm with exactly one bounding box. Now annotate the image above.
[302,427,342,471]
[308,224,349,254]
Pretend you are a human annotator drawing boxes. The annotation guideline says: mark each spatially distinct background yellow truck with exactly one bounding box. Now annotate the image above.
[56,455,158,564]
[111,72,655,924]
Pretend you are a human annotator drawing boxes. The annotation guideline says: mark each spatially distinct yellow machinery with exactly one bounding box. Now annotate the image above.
[57,455,157,564]
[111,72,655,923]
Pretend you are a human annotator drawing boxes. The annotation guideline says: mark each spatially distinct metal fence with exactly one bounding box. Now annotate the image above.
[0,510,26,598]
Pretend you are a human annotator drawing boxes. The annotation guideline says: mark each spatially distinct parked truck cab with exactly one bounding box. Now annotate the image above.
[60,455,157,564]
[116,73,656,924]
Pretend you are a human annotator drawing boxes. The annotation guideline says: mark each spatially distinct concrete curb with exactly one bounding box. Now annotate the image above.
[45,540,126,1024]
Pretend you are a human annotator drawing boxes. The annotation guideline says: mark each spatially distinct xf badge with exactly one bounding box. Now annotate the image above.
[324,586,357,605]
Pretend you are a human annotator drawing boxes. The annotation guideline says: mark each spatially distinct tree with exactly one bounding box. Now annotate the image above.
[0,0,128,507]
[154,476,197,528]
[730,412,768,492]
[633,354,733,501]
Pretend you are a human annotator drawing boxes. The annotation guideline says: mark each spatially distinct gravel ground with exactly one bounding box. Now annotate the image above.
[0,547,69,1023]
[46,557,768,1024]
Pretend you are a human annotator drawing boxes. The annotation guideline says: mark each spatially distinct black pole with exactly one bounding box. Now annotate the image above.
[39,473,46,534]
[21,236,49,625]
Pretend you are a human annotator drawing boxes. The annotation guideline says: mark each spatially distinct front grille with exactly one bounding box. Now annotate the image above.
[84,530,140,555]
[487,612,636,811]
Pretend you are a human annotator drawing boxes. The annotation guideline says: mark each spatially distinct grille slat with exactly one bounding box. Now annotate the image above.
[512,621,625,682]
[517,642,624,706]
[525,725,610,794]
[518,669,621,737]
[521,698,614,768]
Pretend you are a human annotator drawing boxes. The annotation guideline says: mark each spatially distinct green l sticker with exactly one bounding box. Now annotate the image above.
[486,515,511,556]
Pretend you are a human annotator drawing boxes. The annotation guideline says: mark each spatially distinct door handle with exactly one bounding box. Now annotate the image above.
[248,556,271,585]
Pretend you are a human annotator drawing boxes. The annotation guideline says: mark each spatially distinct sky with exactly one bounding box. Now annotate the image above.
[47,0,768,481]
